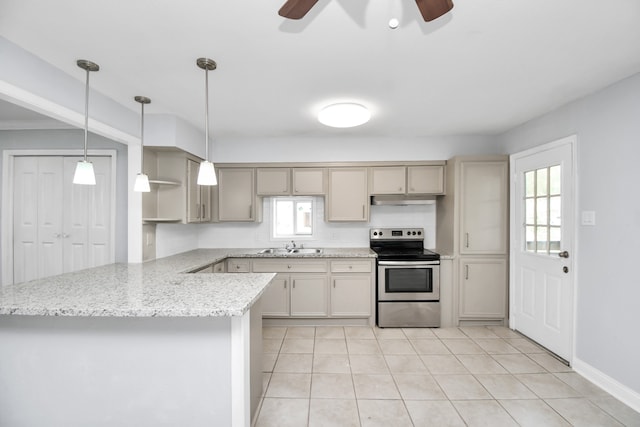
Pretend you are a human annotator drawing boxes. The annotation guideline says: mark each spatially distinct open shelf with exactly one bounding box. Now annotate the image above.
[142,218,182,223]
[149,179,181,186]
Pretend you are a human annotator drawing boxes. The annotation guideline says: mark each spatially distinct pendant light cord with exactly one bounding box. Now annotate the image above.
[140,101,145,170]
[204,66,210,162]
[83,67,90,162]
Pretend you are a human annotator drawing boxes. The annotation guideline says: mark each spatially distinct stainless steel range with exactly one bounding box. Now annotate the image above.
[370,228,440,328]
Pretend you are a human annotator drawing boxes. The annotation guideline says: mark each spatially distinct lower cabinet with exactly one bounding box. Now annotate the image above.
[330,275,371,317]
[290,275,329,317]
[458,257,507,320]
[238,257,374,322]
[261,275,290,316]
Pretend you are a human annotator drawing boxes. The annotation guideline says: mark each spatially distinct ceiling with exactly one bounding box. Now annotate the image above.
[1,0,640,139]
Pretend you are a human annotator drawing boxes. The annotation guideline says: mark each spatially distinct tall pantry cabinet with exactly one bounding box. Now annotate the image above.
[436,156,509,325]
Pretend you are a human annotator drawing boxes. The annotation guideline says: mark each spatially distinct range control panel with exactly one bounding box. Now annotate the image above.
[370,228,424,240]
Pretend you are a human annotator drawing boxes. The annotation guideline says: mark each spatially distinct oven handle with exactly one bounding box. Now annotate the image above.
[378,261,440,267]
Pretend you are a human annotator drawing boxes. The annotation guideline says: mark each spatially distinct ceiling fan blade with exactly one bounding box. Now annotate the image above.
[415,0,454,22]
[278,0,320,19]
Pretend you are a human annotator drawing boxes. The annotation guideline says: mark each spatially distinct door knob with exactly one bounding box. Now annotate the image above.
[558,251,569,258]
[563,266,569,273]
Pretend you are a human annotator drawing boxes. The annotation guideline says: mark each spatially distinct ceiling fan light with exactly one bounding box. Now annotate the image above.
[134,173,151,192]
[73,160,96,185]
[318,103,371,128]
[197,161,217,186]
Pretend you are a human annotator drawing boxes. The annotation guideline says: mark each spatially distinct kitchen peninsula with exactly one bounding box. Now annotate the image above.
[0,249,277,427]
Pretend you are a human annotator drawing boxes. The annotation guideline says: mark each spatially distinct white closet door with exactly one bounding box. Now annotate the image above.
[87,156,111,267]
[62,157,112,273]
[38,157,65,278]
[13,156,112,283]
[13,158,42,283]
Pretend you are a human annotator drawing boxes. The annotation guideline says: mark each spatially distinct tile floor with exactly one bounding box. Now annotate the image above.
[256,325,640,426]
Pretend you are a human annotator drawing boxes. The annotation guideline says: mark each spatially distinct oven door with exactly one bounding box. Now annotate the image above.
[378,261,440,301]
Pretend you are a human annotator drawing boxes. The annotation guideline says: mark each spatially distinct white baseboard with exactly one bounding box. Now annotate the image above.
[572,357,640,413]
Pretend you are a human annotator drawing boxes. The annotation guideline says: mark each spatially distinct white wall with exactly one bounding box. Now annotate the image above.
[499,72,640,398]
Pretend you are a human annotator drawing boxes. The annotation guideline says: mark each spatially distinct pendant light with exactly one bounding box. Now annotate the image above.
[133,96,151,192]
[73,59,100,185]
[196,57,218,186]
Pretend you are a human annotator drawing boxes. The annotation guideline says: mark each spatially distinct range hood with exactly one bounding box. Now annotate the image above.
[370,195,437,206]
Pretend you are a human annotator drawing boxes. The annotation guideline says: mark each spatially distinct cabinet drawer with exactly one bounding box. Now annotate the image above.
[227,258,251,273]
[253,259,327,273]
[212,261,225,273]
[330,260,372,273]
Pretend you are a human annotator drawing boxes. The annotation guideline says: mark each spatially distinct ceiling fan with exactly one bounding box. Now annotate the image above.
[278,0,453,22]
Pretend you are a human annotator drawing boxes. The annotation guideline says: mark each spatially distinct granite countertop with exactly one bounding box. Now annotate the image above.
[0,248,375,318]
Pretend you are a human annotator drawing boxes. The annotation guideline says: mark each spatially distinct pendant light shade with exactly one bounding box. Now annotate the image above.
[73,160,96,185]
[196,57,218,186]
[73,59,99,185]
[133,96,151,192]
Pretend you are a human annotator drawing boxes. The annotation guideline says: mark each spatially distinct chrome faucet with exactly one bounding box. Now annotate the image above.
[285,240,296,250]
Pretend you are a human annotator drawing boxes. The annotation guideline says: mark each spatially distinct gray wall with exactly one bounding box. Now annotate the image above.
[0,129,129,264]
[499,72,640,394]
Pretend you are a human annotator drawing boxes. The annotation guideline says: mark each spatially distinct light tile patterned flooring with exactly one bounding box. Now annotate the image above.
[256,325,640,426]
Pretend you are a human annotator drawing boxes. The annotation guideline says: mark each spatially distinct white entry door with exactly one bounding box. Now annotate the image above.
[511,136,575,361]
[12,156,112,283]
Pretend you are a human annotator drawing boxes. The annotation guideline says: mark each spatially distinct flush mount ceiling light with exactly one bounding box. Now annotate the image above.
[196,57,218,186]
[318,103,371,128]
[73,59,99,185]
[133,96,151,192]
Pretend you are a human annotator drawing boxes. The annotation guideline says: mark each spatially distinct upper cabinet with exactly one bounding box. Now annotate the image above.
[217,168,261,222]
[186,159,211,223]
[292,168,326,195]
[256,168,290,196]
[436,156,508,255]
[142,148,208,224]
[326,168,369,222]
[370,165,444,195]
[256,167,326,196]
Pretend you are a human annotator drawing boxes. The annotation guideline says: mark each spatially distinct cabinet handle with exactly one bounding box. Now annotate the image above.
[202,203,206,219]
[333,280,336,288]
[284,280,287,289]
[465,265,469,280]
[362,205,365,218]
[287,265,292,269]
[292,280,295,289]
[249,205,252,219]
[465,233,470,248]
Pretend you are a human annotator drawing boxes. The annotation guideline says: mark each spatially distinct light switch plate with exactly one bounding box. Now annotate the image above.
[581,211,596,226]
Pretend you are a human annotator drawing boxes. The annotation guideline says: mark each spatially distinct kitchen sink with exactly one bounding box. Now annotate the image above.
[288,248,323,254]
[257,248,323,255]
[257,248,291,254]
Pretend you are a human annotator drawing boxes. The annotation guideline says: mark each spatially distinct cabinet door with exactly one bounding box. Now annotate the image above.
[330,275,371,317]
[257,168,290,196]
[227,258,251,272]
[460,162,508,254]
[458,258,507,319]
[212,261,225,273]
[200,186,212,222]
[407,165,444,194]
[290,275,328,317]
[261,274,291,317]
[326,168,369,221]
[218,168,256,221]
[370,167,405,195]
[292,168,326,195]
[186,159,201,223]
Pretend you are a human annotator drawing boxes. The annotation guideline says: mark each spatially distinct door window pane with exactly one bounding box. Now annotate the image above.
[523,165,562,256]
[536,168,548,196]
[549,165,561,195]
